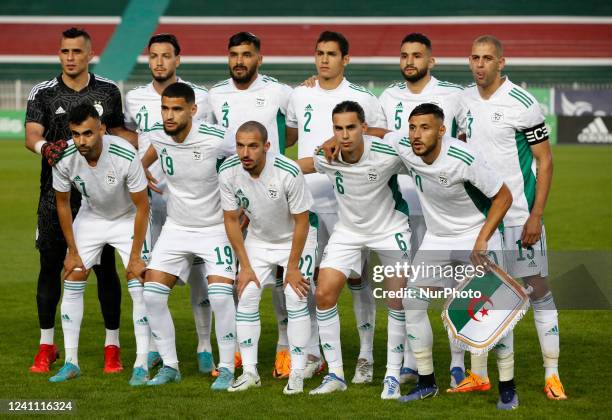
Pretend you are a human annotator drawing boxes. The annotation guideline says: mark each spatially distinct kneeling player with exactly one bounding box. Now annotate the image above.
[372,104,517,409]
[219,121,317,394]
[298,101,411,397]
[50,104,151,384]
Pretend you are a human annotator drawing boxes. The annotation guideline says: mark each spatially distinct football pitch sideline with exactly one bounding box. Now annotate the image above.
[0,139,611,418]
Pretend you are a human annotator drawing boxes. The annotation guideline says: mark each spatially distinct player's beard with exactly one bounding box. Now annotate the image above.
[230,65,257,85]
[151,69,175,83]
[163,121,188,136]
[402,66,428,83]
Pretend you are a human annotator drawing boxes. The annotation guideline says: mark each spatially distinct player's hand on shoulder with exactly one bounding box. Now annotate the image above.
[284,267,310,298]
[316,135,339,163]
[144,168,162,194]
[236,266,260,298]
[521,214,542,247]
[126,257,146,281]
[42,139,68,166]
[301,75,318,88]
[63,250,85,279]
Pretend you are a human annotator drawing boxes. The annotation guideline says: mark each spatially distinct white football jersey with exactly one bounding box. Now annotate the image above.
[207,74,293,154]
[313,135,409,235]
[52,136,147,220]
[386,131,503,237]
[218,152,313,248]
[457,78,549,226]
[286,78,386,213]
[142,121,235,231]
[124,78,211,188]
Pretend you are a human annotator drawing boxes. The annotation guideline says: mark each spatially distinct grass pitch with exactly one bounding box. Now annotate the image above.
[0,140,611,418]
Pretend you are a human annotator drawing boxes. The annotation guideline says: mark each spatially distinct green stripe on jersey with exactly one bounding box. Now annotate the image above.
[212,80,229,88]
[515,131,536,211]
[387,174,410,217]
[371,141,395,151]
[218,159,240,173]
[348,83,374,96]
[199,123,225,135]
[274,159,299,177]
[447,150,472,166]
[109,149,134,161]
[509,88,533,108]
[309,211,319,229]
[510,87,534,105]
[448,146,474,162]
[370,147,398,157]
[198,127,225,139]
[399,137,411,147]
[109,144,135,158]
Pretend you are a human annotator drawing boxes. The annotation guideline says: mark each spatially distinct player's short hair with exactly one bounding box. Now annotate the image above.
[473,35,503,57]
[237,121,268,144]
[68,103,100,125]
[62,27,91,43]
[228,32,261,51]
[148,33,181,55]
[401,33,432,52]
[332,101,365,123]
[316,31,349,56]
[162,82,195,104]
[409,103,445,121]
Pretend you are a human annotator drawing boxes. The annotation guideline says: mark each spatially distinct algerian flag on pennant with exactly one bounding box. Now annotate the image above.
[442,262,530,354]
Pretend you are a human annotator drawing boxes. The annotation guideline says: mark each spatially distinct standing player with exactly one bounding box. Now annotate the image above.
[379,33,465,387]
[364,103,516,408]
[297,101,411,397]
[50,104,150,385]
[124,33,215,374]
[219,121,317,394]
[286,31,386,382]
[207,32,295,378]
[140,83,237,389]
[25,27,134,374]
[457,35,565,400]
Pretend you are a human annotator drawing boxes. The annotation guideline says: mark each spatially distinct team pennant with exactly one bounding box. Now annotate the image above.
[441,262,530,354]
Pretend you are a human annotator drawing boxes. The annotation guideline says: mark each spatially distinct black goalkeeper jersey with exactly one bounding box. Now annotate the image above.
[25,72,124,249]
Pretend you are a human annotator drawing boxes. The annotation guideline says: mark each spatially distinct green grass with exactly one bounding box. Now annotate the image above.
[1,140,611,418]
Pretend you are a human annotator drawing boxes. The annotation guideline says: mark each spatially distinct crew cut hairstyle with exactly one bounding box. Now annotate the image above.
[401,33,432,51]
[162,82,195,104]
[68,103,100,125]
[148,33,181,55]
[332,100,365,123]
[316,31,349,56]
[473,34,504,57]
[237,120,268,143]
[62,27,91,43]
[228,32,261,51]
[409,103,445,121]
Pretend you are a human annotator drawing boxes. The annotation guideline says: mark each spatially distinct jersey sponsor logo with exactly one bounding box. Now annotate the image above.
[105,170,117,186]
[304,104,313,112]
[55,106,66,115]
[491,110,504,123]
[438,172,449,186]
[395,102,403,111]
[367,168,379,183]
[93,101,104,116]
[192,149,202,161]
[222,102,229,111]
[255,97,266,108]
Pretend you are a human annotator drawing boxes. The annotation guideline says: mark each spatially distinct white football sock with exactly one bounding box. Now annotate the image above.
[450,342,465,371]
[188,266,212,353]
[143,282,178,370]
[471,352,488,378]
[104,329,120,347]
[208,283,236,373]
[496,332,514,382]
[236,282,262,374]
[40,328,54,345]
[273,276,289,350]
[307,286,321,359]
[404,303,434,375]
[385,309,405,379]
[348,281,375,363]
[61,281,86,366]
[317,305,344,378]
[128,280,149,369]
[285,286,310,371]
[402,338,417,371]
[531,292,560,379]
